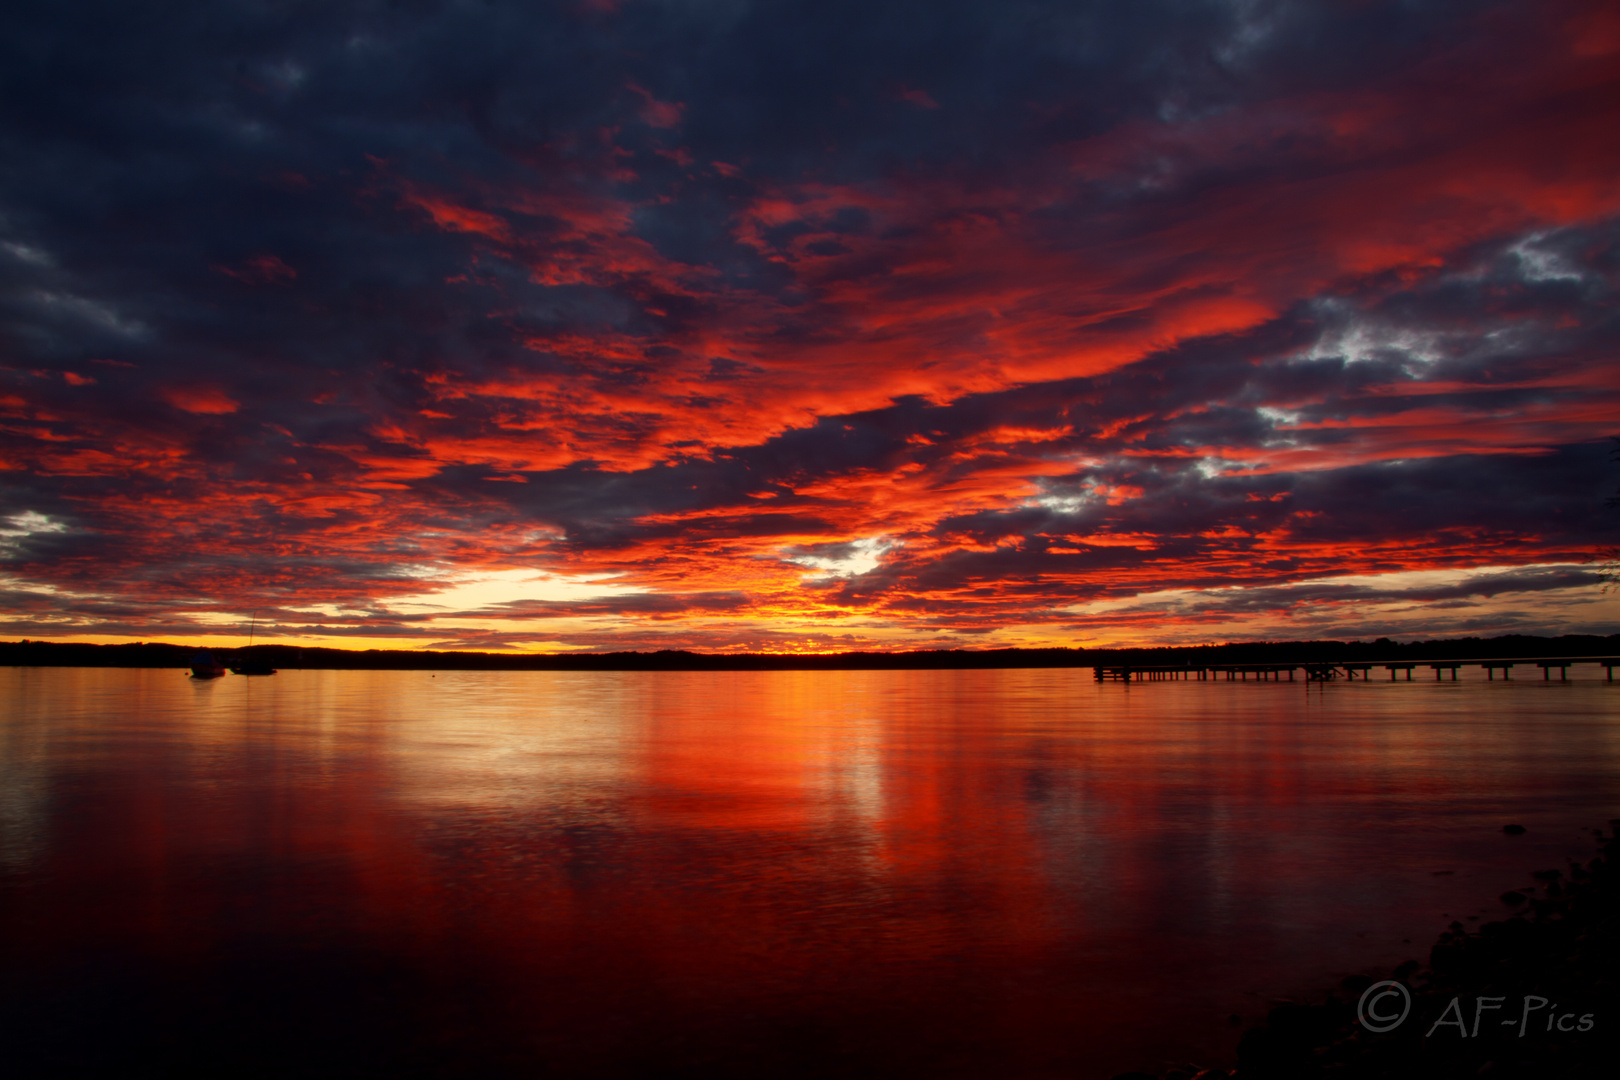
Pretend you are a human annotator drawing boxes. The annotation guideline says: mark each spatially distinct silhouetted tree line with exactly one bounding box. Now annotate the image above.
[2,635,1618,671]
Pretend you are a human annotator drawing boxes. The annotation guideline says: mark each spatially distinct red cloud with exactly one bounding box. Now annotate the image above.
[161,386,240,415]
[8,0,1620,650]
[627,82,685,128]
[214,254,297,285]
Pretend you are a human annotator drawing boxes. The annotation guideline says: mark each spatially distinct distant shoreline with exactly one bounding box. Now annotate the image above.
[3,634,1619,672]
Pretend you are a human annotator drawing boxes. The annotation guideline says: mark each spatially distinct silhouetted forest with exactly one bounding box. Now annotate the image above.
[2,635,1617,671]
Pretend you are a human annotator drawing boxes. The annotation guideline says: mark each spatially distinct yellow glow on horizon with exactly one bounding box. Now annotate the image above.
[384,568,649,615]
[7,563,1614,655]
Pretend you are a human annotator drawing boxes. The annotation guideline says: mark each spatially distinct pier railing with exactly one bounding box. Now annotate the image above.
[1092,656,1620,683]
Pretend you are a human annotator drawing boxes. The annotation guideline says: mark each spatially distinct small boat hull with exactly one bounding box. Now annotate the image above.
[189,651,227,678]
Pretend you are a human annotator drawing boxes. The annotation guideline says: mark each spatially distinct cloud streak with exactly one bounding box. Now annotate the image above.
[2,0,1619,650]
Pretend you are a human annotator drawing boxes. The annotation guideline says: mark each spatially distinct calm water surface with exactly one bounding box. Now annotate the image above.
[2,666,1618,1078]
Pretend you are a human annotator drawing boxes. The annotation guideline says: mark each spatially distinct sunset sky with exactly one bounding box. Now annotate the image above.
[3,0,1619,652]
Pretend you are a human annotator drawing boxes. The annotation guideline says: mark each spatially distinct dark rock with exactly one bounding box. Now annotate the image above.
[1503,824,1527,834]
[1228,823,1620,1080]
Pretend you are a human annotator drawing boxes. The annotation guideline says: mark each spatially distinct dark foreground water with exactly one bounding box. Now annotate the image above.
[1,666,1617,1078]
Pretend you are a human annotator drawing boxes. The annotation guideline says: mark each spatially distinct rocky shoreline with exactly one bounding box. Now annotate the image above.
[1117,821,1620,1080]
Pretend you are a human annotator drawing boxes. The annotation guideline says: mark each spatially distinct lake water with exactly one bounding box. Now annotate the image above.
[2,666,1618,1078]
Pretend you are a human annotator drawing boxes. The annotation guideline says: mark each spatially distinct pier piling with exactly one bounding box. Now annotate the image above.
[1091,656,1615,687]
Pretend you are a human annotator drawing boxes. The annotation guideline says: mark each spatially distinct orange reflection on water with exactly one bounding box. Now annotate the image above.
[2,666,1619,1078]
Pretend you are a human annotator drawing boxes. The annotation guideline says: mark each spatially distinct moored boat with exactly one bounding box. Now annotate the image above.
[189,651,226,678]
[231,611,277,674]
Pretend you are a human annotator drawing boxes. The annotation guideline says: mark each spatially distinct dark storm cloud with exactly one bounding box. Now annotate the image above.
[0,0,1520,386]
[422,217,1620,571]
[2,0,1618,646]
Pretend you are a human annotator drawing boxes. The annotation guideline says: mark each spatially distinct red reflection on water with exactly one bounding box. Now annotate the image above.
[2,667,1617,1078]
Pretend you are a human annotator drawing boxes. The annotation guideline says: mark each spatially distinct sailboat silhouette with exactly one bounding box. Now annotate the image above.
[231,610,277,676]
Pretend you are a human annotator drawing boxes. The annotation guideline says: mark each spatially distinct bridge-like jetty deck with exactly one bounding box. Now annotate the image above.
[1092,656,1620,683]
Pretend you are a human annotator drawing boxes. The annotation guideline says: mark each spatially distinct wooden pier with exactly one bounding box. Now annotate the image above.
[1092,656,1620,683]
